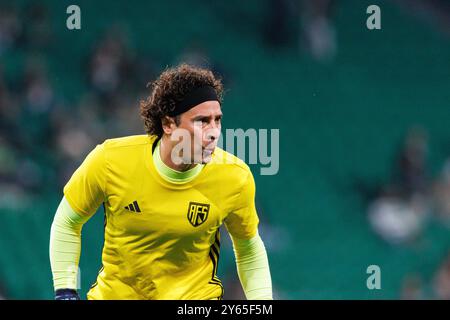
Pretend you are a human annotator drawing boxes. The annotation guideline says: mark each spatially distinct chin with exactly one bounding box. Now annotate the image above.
[202,155,213,164]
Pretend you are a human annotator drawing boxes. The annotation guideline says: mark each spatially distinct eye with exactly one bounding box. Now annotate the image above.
[199,118,209,124]
[193,117,208,124]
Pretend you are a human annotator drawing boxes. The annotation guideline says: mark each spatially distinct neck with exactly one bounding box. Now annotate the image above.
[159,135,197,172]
[153,137,204,184]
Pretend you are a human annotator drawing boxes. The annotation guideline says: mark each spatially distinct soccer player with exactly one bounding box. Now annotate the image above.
[49,64,273,300]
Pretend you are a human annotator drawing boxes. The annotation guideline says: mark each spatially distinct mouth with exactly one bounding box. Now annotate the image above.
[202,147,215,155]
[203,144,215,150]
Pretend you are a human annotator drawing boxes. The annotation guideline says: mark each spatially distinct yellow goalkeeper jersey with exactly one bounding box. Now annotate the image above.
[63,134,259,300]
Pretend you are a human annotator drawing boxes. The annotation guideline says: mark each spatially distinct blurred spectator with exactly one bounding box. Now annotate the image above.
[300,0,337,61]
[19,57,57,150]
[23,59,55,114]
[263,0,294,48]
[175,41,230,87]
[262,0,337,61]
[395,0,450,38]
[1,58,49,198]
[401,273,425,299]
[22,3,52,50]
[54,114,94,186]
[0,4,22,55]
[432,159,450,226]
[0,65,21,146]
[0,136,18,184]
[176,41,212,69]
[0,283,5,300]
[367,128,431,245]
[432,253,450,299]
[87,27,137,107]
[0,135,32,209]
[368,189,427,245]
[394,127,430,199]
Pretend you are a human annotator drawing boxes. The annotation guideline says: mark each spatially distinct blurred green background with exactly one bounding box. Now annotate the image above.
[1,0,450,299]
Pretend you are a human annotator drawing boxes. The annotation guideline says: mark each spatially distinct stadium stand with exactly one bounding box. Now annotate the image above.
[0,0,449,299]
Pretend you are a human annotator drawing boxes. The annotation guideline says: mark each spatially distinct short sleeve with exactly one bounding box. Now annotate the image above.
[224,170,260,240]
[63,144,107,216]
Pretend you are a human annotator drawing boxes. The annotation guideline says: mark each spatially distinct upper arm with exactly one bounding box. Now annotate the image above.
[63,143,107,217]
[224,170,260,240]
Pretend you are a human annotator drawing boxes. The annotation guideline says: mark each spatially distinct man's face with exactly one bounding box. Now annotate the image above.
[168,100,222,164]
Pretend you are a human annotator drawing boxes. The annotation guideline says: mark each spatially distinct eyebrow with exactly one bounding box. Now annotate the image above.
[192,114,223,120]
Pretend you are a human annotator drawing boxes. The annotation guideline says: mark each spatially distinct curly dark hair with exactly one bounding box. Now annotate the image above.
[140,64,224,138]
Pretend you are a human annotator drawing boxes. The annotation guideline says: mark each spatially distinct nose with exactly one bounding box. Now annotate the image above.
[205,123,220,142]
[206,129,218,141]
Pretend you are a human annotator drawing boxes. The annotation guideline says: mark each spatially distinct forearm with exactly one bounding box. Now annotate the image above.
[49,197,90,290]
[231,232,273,300]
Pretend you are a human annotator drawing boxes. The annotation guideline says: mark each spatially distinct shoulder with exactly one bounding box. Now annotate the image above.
[96,135,157,168]
[209,147,253,187]
[102,134,157,150]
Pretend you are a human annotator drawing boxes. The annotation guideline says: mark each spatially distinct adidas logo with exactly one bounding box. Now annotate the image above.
[124,200,141,213]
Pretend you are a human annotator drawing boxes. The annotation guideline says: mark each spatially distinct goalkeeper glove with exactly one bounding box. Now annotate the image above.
[55,289,80,300]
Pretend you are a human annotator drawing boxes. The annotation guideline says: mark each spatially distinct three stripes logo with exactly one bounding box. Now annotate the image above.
[124,200,141,213]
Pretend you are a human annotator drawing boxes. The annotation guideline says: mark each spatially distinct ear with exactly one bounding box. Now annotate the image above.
[161,116,177,135]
